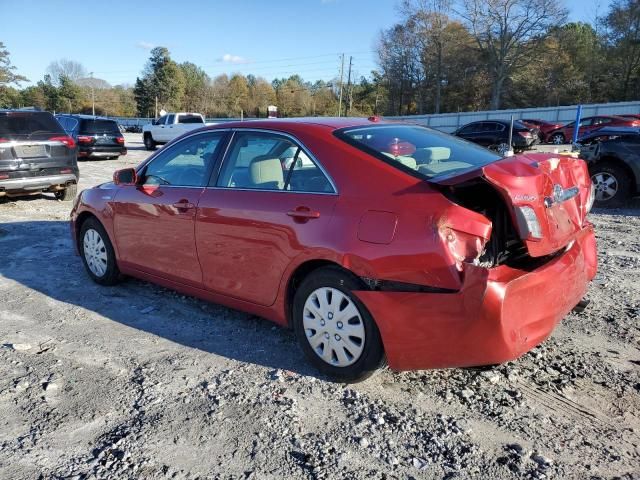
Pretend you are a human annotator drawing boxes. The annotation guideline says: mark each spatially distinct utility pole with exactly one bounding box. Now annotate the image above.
[337,54,345,117]
[346,56,353,116]
[90,72,95,116]
[155,96,158,118]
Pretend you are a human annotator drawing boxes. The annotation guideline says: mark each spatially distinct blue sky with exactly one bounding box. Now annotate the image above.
[1,0,610,87]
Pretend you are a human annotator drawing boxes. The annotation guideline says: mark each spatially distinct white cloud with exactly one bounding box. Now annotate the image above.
[218,53,249,64]
[137,41,155,50]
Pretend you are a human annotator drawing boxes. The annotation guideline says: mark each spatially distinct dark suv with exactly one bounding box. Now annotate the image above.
[453,120,538,154]
[0,110,79,201]
[56,114,126,160]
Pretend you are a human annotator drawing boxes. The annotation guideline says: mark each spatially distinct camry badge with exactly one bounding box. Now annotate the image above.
[544,184,579,208]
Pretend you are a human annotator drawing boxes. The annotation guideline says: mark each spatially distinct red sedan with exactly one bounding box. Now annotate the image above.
[521,119,563,142]
[71,118,597,381]
[545,115,640,144]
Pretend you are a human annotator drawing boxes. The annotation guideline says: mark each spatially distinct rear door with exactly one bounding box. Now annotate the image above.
[196,130,338,306]
[0,111,76,179]
[112,131,227,286]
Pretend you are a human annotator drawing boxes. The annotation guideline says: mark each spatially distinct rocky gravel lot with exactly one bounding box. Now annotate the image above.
[0,135,639,479]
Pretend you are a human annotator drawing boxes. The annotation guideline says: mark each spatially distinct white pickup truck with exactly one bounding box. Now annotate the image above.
[142,112,211,150]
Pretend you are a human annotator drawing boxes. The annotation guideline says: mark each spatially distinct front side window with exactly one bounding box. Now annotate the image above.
[216,131,334,193]
[336,124,501,180]
[142,132,224,187]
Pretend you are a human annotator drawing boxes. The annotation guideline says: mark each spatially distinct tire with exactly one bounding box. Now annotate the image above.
[590,162,631,208]
[55,183,77,201]
[551,133,565,145]
[292,266,385,382]
[144,133,156,151]
[79,217,120,285]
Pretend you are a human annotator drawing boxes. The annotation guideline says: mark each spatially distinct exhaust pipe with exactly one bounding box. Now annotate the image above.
[572,298,590,313]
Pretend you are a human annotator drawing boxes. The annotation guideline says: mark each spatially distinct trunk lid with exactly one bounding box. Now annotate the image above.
[433,153,592,258]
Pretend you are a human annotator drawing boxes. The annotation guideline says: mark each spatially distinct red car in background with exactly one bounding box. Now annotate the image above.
[521,119,563,142]
[546,115,640,144]
[70,118,597,381]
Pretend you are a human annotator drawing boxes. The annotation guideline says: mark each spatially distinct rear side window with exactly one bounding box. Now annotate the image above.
[178,114,204,124]
[0,111,65,140]
[79,119,120,135]
[336,124,501,180]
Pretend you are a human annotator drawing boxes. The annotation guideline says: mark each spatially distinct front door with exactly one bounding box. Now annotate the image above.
[113,131,226,287]
[195,130,338,306]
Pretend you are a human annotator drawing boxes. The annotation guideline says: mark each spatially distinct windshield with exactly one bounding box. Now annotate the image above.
[80,119,120,135]
[0,111,65,140]
[335,124,501,180]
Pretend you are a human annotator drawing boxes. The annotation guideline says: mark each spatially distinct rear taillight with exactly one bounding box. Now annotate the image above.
[515,206,542,239]
[116,137,125,144]
[60,168,73,174]
[518,131,532,138]
[631,121,640,127]
[0,174,8,179]
[50,136,76,148]
[77,135,94,144]
[0,138,9,143]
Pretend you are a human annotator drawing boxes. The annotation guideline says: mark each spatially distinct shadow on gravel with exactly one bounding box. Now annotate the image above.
[592,198,640,216]
[0,220,322,379]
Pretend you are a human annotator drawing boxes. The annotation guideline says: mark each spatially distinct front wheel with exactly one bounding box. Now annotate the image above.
[590,162,631,208]
[79,217,120,285]
[144,133,156,151]
[293,266,385,382]
[551,133,565,145]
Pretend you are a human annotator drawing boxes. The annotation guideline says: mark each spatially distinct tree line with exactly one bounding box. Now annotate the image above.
[0,0,638,118]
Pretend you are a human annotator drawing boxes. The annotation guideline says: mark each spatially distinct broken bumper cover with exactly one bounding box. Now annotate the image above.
[354,225,597,371]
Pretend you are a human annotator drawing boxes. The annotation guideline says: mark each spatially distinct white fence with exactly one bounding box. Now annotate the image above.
[386,100,640,133]
[109,100,640,132]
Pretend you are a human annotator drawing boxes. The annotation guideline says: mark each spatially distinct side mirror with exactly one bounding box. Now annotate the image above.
[113,168,137,185]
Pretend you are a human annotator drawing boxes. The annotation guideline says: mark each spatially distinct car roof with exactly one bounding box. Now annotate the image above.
[55,114,116,121]
[201,117,399,131]
[581,126,640,137]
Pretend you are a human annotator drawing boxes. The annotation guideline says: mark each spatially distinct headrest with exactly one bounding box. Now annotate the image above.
[249,157,284,189]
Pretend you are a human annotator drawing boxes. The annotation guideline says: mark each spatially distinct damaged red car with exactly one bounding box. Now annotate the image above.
[70,118,597,381]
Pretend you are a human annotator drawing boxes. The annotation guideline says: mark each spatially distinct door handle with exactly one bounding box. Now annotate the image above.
[287,207,320,220]
[172,200,195,211]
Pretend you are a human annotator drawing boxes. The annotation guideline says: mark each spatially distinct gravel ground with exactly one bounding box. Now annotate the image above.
[0,134,639,479]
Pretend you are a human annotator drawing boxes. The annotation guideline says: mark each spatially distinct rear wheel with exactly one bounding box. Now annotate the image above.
[55,183,77,201]
[590,162,631,208]
[293,266,385,382]
[79,217,120,285]
[551,133,565,145]
[144,133,156,151]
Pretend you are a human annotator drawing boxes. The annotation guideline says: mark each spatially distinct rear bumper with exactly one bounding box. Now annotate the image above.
[78,146,126,158]
[0,173,78,193]
[355,225,597,371]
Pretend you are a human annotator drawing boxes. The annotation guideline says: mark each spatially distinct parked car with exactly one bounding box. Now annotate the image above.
[521,118,564,142]
[578,126,640,207]
[617,114,640,122]
[0,110,78,201]
[56,115,126,160]
[142,112,209,150]
[71,118,597,381]
[453,120,537,154]
[545,115,640,144]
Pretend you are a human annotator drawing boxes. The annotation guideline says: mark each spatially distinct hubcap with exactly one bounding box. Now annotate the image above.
[83,228,108,277]
[552,135,563,145]
[302,287,366,367]
[497,143,510,155]
[591,172,618,201]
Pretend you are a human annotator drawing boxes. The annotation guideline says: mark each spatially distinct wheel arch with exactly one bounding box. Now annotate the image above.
[284,259,366,328]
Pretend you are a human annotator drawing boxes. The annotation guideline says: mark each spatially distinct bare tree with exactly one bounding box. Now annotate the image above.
[46,59,87,85]
[460,0,567,109]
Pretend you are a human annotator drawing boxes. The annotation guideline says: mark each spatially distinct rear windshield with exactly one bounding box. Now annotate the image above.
[79,119,120,135]
[0,111,65,140]
[335,124,501,180]
[178,114,204,124]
